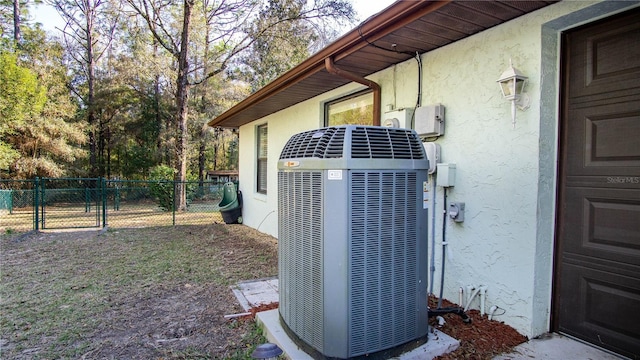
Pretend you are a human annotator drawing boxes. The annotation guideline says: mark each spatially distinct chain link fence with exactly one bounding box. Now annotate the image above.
[0,178,233,233]
[0,179,37,233]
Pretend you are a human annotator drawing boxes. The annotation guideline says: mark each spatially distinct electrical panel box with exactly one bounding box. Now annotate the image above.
[415,104,445,137]
[437,163,456,187]
[423,142,440,174]
[449,202,465,222]
[382,108,415,129]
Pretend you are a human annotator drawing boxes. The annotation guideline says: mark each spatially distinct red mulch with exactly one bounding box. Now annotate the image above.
[429,296,528,360]
[234,302,280,322]
[238,298,527,360]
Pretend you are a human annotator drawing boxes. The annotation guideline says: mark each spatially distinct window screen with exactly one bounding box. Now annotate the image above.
[257,124,268,194]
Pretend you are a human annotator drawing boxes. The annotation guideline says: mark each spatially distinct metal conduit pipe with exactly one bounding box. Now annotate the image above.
[325,57,381,126]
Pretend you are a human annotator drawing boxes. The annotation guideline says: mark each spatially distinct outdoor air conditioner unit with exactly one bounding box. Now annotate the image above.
[277,125,430,359]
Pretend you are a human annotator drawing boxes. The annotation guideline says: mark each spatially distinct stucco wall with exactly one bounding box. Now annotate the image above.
[235,0,625,338]
[238,83,364,236]
[411,0,598,337]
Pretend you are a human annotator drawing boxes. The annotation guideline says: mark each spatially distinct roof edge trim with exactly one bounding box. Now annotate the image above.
[208,0,452,128]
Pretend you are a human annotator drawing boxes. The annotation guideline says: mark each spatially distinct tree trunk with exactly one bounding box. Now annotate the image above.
[150,11,165,165]
[198,22,211,189]
[86,3,98,177]
[13,0,21,42]
[98,116,106,177]
[174,0,193,211]
[212,128,219,170]
[106,126,111,179]
[198,133,206,187]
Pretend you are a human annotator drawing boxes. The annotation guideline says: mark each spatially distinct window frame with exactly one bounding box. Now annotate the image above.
[256,123,268,195]
[324,89,374,127]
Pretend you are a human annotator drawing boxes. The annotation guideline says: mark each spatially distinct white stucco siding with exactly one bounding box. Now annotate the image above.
[237,107,314,237]
[235,0,610,339]
[413,0,602,337]
[417,18,543,337]
[238,84,364,237]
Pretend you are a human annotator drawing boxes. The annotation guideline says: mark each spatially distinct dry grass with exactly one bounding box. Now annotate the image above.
[0,224,277,359]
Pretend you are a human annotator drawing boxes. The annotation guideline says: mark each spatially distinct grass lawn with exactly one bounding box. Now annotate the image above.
[0,224,278,359]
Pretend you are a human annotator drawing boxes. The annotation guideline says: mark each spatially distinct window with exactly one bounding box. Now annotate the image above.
[256,124,268,194]
[325,90,374,126]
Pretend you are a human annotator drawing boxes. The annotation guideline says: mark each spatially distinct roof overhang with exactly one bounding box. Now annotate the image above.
[208,0,557,129]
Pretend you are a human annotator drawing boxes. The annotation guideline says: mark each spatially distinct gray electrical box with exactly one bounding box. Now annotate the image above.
[415,104,445,137]
[382,108,415,129]
[437,163,456,187]
[449,202,465,222]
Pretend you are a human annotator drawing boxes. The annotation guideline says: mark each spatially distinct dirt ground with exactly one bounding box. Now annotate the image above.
[1,225,527,360]
[1,225,278,359]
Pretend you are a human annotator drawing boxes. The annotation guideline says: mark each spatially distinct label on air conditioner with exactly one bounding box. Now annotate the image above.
[328,170,342,180]
[423,181,429,209]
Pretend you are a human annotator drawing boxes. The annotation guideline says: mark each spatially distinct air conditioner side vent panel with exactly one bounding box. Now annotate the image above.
[278,171,324,351]
[349,171,420,355]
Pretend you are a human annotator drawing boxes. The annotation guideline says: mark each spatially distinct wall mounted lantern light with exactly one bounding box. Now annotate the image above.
[497,59,530,128]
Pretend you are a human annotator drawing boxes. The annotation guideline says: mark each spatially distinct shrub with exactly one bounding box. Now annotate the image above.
[149,165,175,211]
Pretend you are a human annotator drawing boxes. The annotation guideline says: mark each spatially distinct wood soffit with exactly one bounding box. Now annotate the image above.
[208,0,557,129]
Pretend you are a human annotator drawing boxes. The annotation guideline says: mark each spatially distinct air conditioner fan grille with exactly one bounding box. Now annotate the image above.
[279,127,345,159]
[350,127,424,159]
[279,126,425,160]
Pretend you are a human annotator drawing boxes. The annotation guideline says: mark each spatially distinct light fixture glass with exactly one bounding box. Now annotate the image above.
[497,59,530,128]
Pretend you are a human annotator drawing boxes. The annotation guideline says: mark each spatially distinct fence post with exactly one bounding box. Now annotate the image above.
[172,180,176,226]
[8,189,13,215]
[40,178,46,229]
[102,178,107,228]
[34,177,39,231]
[85,187,90,213]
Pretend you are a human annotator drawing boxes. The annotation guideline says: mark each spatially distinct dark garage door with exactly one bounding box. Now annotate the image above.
[555,7,640,359]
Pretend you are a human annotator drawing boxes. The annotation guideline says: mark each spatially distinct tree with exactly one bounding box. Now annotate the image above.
[1,1,21,44]
[148,164,175,211]
[102,12,176,179]
[0,38,85,178]
[241,0,351,90]
[196,80,249,175]
[52,0,119,177]
[13,0,21,42]
[2,0,354,181]
[126,0,354,211]
[0,51,43,170]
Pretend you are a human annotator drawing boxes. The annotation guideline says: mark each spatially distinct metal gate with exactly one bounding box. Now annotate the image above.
[38,178,105,229]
